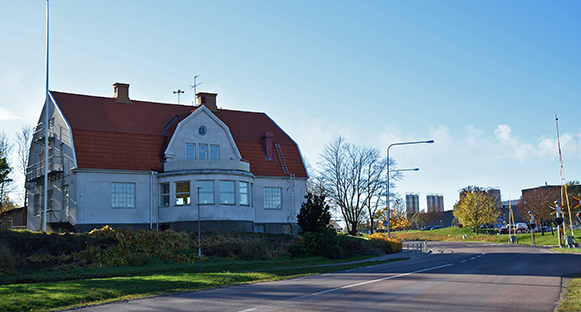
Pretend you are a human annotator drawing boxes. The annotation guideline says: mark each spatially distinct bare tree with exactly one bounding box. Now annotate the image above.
[318,137,389,235]
[16,125,34,208]
[0,131,14,211]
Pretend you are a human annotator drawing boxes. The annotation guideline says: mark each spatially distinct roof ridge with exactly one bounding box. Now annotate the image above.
[50,90,267,115]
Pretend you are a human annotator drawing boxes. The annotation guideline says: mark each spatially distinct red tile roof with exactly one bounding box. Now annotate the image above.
[51,91,307,178]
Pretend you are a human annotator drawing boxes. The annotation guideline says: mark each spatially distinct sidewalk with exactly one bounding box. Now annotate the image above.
[244,242,430,273]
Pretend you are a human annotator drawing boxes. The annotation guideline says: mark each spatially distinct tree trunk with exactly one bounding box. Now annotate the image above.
[370,218,374,234]
[349,221,357,235]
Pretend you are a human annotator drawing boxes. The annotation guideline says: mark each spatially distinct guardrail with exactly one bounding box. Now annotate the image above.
[402,241,428,256]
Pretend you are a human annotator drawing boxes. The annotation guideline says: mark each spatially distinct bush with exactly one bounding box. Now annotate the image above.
[0,242,17,274]
[290,227,344,259]
[368,233,402,254]
[338,235,378,256]
[199,232,296,261]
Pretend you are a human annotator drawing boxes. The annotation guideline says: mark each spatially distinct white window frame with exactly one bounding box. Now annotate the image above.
[160,182,170,207]
[210,145,219,160]
[264,187,282,209]
[186,143,196,160]
[198,144,207,160]
[111,182,135,208]
[239,181,250,206]
[197,180,214,204]
[175,181,191,206]
[34,194,41,216]
[220,180,235,205]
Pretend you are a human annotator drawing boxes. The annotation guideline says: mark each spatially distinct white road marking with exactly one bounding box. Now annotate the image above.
[312,263,454,296]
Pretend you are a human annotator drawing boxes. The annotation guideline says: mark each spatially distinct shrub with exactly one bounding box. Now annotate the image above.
[338,235,378,256]
[0,242,17,274]
[290,227,344,259]
[368,233,402,254]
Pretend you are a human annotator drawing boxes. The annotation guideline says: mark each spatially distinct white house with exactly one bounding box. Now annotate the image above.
[26,83,308,234]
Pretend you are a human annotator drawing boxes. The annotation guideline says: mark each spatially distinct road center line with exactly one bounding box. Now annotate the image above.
[311,263,454,296]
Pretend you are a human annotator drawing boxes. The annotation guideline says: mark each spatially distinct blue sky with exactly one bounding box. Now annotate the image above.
[1,1,581,211]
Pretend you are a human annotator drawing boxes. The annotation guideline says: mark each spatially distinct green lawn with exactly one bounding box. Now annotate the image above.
[392,226,581,248]
[0,256,398,312]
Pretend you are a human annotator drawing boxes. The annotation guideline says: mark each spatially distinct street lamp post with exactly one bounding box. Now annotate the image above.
[387,140,434,238]
[197,187,203,272]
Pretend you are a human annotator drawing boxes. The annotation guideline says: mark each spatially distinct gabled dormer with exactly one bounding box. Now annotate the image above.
[163,105,249,172]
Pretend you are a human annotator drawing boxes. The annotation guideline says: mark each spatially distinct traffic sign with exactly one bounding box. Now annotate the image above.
[383,221,388,227]
[498,216,504,222]
[550,203,566,215]
[572,196,581,209]
[497,223,502,228]
[554,217,564,226]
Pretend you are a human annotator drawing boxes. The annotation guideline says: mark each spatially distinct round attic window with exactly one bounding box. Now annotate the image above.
[198,126,207,136]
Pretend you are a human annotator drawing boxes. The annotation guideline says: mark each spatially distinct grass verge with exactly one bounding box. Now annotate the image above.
[556,274,581,312]
[391,227,581,312]
[0,256,399,312]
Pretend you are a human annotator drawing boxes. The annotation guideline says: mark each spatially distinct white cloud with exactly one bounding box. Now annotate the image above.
[0,107,21,121]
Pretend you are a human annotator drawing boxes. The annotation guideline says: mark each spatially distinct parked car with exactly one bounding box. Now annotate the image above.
[433,225,444,229]
[499,226,509,234]
[421,226,433,231]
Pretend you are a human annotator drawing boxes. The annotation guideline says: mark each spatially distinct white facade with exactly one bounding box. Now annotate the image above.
[26,91,307,234]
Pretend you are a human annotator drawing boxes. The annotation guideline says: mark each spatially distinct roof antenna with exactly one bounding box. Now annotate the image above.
[173,89,184,104]
[191,75,202,105]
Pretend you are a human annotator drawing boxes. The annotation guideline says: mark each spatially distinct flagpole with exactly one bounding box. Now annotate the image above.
[555,115,574,237]
[43,0,49,232]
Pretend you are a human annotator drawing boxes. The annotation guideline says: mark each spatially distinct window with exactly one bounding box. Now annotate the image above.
[220,181,235,205]
[282,225,291,235]
[254,224,264,233]
[239,182,249,206]
[111,183,135,208]
[62,185,69,213]
[198,144,207,160]
[47,190,54,211]
[197,180,214,204]
[175,181,190,206]
[34,194,41,216]
[264,187,282,209]
[186,144,196,160]
[210,145,219,160]
[160,183,170,207]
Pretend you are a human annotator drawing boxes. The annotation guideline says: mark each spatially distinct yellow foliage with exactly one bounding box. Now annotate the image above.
[368,233,402,253]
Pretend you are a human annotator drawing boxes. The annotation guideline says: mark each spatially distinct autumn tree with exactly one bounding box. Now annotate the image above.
[318,137,390,235]
[426,205,444,227]
[375,197,411,231]
[410,211,429,229]
[453,186,500,233]
[520,185,560,235]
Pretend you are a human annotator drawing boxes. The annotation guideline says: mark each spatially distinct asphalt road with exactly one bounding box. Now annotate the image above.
[65,242,581,312]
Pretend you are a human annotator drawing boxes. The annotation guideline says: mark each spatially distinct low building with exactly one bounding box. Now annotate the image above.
[25,83,308,234]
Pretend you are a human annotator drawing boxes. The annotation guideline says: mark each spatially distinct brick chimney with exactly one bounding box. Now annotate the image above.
[261,132,274,161]
[113,82,131,104]
[197,92,218,112]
